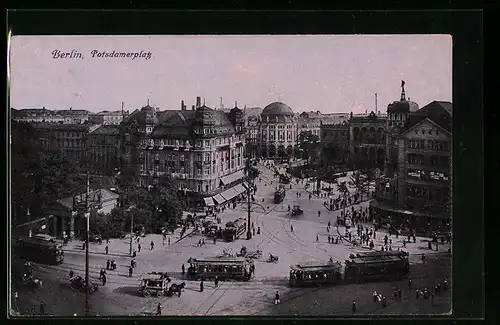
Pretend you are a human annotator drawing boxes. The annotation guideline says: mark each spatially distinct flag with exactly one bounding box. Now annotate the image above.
[401,80,405,88]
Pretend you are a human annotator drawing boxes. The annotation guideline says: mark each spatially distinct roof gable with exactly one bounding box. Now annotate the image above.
[400,118,451,137]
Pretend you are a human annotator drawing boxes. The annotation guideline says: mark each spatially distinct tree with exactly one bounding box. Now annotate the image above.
[349,171,366,201]
[11,121,86,224]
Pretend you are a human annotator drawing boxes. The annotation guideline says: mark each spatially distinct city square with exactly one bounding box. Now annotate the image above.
[10,35,452,317]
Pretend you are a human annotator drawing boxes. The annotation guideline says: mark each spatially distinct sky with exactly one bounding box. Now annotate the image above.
[9,35,452,114]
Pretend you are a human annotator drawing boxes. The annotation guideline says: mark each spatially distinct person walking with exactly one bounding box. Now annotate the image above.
[352,301,356,313]
[69,270,74,279]
[150,240,154,250]
[102,273,107,286]
[408,278,412,290]
[318,210,321,218]
[128,266,133,277]
[106,259,110,270]
[138,243,141,252]
[39,302,45,316]
[32,305,37,316]
[182,264,185,276]
[214,276,219,288]
[398,289,402,300]
[200,280,204,292]
[156,303,162,316]
[105,245,109,255]
[274,291,280,305]
[316,235,319,242]
[290,224,294,232]
[168,237,171,246]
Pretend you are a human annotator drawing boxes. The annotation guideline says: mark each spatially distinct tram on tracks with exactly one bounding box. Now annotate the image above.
[344,250,410,283]
[289,261,343,287]
[274,187,286,204]
[223,218,247,242]
[187,257,253,281]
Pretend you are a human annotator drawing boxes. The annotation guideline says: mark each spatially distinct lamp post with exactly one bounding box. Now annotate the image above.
[84,173,90,316]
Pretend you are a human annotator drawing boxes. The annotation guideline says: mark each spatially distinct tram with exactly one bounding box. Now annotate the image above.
[289,261,343,287]
[17,234,64,264]
[186,257,253,281]
[344,251,409,283]
[223,218,247,242]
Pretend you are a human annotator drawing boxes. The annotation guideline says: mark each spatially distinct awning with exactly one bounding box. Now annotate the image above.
[203,197,215,207]
[213,194,226,205]
[220,170,246,186]
[234,184,246,195]
[220,187,239,201]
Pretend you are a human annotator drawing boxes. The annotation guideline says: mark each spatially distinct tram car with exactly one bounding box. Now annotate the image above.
[289,261,343,287]
[223,218,247,242]
[274,187,286,204]
[344,251,409,283]
[186,257,253,281]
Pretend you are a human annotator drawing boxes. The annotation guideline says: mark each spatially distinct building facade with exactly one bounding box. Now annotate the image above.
[12,107,91,124]
[32,123,99,164]
[258,102,299,158]
[89,110,128,125]
[121,97,247,209]
[385,84,420,177]
[372,100,452,234]
[349,111,387,168]
[87,125,122,175]
[299,111,350,141]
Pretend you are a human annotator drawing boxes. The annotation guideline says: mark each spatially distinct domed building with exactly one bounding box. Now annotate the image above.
[259,102,299,159]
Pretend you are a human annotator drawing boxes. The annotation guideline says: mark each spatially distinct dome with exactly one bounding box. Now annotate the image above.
[141,105,155,113]
[387,100,419,114]
[262,102,294,116]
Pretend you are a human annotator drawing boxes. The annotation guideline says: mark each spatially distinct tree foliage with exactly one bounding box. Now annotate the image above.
[11,121,85,224]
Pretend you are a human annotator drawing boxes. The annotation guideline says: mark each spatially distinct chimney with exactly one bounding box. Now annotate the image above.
[181,100,185,110]
[192,105,195,111]
[196,97,201,108]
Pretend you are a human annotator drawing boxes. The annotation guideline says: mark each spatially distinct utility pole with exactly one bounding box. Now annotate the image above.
[84,172,90,316]
[246,156,252,240]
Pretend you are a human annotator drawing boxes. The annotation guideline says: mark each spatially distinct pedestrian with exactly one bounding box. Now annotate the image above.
[443,279,448,292]
[421,254,426,264]
[82,242,85,250]
[99,268,105,280]
[129,266,133,277]
[290,225,294,232]
[403,239,406,248]
[168,237,171,245]
[437,283,441,295]
[150,240,154,250]
[105,245,109,255]
[373,291,378,302]
[156,303,161,316]
[318,210,321,217]
[413,235,416,243]
[32,305,36,316]
[252,228,255,236]
[257,227,261,234]
[39,302,45,316]
[408,279,412,290]
[131,259,136,268]
[138,243,141,252]
[133,249,137,258]
[316,235,319,242]
[328,235,331,244]
[382,296,387,308]
[416,289,420,299]
[69,270,74,279]
[102,274,107,286]
[352,301,356,313]
[274,291,280,304]
[214,276,219,288]
[106,259,110,270]
[431,292,435,306]
[398,289,402,300]
[200,280,204,292]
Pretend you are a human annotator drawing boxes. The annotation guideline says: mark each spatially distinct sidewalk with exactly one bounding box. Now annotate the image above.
[63,225,196,257]
[335,222,451,256]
